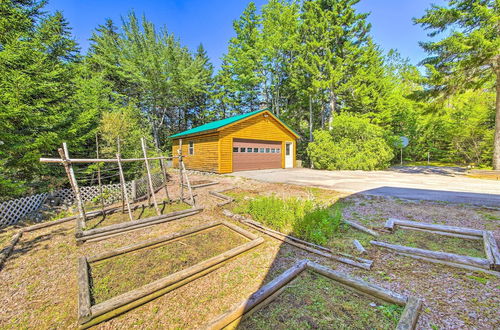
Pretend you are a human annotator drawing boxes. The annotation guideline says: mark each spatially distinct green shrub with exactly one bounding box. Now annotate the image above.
[241,195,344,245]
[307,114,394,170]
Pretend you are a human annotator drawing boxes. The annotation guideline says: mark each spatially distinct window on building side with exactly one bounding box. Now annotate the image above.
[188,141,194,155]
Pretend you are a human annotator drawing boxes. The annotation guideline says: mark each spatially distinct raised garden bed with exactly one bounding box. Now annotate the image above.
[182,180,219,189]
[78,220,264,328]
[75,200,202,243]
[205,259,421,330]
[372,219,500,274]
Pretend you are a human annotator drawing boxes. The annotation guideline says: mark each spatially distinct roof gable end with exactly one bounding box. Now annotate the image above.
[170,109,299,139]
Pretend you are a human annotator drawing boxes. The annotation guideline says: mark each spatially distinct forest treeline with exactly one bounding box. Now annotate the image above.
[1,0,498,199]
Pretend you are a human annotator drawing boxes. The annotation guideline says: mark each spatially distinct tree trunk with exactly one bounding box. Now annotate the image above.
[493,69,500,170]
[328,88,336,130]
[309,95,313,142]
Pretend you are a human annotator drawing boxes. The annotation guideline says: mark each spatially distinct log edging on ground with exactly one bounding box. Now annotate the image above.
[370,240,499,275]
[343,219,379,237]
[76,206,203,243]
[183,181,219,189]
[78,221,263,327]
[222,209,373,270]
[204,259,421,330]
[20,197,190,234]
[382,218,500,271]
[0,231,23,270]
[209,189,234,207]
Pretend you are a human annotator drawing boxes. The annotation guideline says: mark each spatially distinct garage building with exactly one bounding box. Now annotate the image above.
[170,109,299,173]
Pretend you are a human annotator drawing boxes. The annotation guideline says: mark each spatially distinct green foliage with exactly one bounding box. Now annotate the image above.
[0,2,79,199]
[307,114,394,170]
[414,0,500,169]
[239,194,344,245]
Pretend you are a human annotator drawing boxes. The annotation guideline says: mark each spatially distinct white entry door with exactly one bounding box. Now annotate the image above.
[285,142,293,168]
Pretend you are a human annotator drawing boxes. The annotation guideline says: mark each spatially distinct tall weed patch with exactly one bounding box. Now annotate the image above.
[240,195,344,245]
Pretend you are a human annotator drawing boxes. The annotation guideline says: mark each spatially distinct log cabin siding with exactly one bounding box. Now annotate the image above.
[172,133,219,172]
[218,112,296,173]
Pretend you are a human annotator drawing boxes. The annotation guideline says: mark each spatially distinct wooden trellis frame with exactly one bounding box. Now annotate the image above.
[77,221,264,328]
[205,259,422,330]
[372,218,500,273]
[40,139,197,242]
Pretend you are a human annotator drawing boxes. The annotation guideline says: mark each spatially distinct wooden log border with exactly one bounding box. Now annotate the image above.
[76,206,203,243]
[222,209,373,270]
[21,197,189,234]
[343,219,379,237]
[78,221,263,327]
[204,259,421,330]
[183,181,219,189]
[0,231,23,270]
[382,218,500,272]
[209,189,235,207]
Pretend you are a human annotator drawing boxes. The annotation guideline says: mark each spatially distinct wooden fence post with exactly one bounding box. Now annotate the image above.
[178,139,184,202]
[59,143,86,229]
[96,134,104,213]
[141,138,160,215]
[181,159,195,206]
[116,153,134,221]
[157,147,170,202]
[117,137,125,213]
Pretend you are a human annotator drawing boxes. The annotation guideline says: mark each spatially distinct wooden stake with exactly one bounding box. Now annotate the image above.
[181,159,195,207]
[59,143,86,229]
[141,138,160,215]
[96,133,104,213]
[117,138,124,213]
[178,139,184,201]
[157,147,170,201]
[116,152,133,221]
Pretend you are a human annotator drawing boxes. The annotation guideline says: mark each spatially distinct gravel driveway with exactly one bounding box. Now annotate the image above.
[230,167,500,208]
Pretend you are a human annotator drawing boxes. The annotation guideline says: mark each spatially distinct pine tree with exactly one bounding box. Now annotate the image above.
[0,3,79,198]
[415,0,500,168]
[217,2,262,113]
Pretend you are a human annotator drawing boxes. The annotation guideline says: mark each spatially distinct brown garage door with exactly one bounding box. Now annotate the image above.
[232,138,282,171]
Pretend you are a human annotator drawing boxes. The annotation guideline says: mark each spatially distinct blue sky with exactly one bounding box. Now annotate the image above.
[45,0,446,71]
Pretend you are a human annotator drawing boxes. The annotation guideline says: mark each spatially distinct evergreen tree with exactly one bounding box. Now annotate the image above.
[0,2,79,198]
[415,0,500,168]
[217,2,262,113]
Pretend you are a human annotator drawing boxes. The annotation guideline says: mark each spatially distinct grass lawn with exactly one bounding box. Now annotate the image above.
[241,270,403,329]
[90,225,248,304]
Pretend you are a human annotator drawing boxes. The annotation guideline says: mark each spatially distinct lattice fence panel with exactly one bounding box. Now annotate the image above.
[0,180,139,227]
[0,193,49,227]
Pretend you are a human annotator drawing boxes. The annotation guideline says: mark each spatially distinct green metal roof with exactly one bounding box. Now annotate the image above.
[170,109,298,139]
